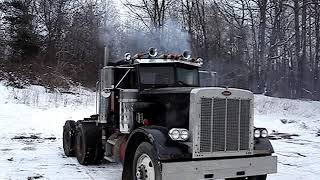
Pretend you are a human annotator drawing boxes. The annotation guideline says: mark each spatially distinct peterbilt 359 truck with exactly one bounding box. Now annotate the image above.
[63,48,277,180]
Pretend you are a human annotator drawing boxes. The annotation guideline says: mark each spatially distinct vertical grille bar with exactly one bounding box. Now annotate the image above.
[200,98,212,152]
[238,99,241,151]
[240,100,250,150]
[226,99,240,151]
[212,99,226,152]
[210,98,214,152]
[224,99,228,151]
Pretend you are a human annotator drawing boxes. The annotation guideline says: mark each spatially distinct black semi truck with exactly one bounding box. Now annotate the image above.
[63,48,277,180]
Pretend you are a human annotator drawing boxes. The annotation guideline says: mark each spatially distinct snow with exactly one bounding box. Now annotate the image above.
[0,82,122,180]
[0,82,319,179]
[254,95,320,180]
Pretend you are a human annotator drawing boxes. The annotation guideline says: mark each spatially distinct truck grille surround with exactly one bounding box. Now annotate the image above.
[191,88,253,158]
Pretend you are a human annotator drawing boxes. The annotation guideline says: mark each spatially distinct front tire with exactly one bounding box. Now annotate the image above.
[248,175,267,180]
[227,175,267,180]
[133,142,161,180]
[63,120,76,157]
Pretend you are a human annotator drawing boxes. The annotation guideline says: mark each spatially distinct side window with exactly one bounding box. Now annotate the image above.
[100,68,113,89]
[200,71,217,87]
[115,68,137,89]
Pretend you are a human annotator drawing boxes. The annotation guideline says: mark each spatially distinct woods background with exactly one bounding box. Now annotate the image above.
[0,0,320,100]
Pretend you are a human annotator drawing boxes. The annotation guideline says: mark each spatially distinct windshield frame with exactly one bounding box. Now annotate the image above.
[137,63,200,89]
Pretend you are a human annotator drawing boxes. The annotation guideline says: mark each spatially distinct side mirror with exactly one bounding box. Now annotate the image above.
[101,89,111,98]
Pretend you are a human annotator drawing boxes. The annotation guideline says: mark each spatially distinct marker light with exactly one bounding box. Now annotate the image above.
[182,50,192,60]
[125,53,131,61]
[148,47,158,57]
[196,58,204,65]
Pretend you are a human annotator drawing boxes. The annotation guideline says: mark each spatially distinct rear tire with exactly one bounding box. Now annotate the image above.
[75,122,104,165]
[63,120,76,157]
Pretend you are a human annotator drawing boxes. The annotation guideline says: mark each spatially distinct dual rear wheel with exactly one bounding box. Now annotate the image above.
[62,120,104,165]
[62,120,76,157]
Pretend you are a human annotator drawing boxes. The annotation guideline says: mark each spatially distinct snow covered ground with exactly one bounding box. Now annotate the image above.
[254,96,320,180]
[0,82,122,180]
[0,82,319,179]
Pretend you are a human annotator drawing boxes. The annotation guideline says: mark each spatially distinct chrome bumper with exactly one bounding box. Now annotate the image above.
[161,156,277,180]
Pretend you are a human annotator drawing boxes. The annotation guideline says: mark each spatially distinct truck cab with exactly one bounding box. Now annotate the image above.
[63,48,277,180]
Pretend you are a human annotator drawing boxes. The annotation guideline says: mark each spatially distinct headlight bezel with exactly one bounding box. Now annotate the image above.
[168,128,189,141]
[254,128,268,138]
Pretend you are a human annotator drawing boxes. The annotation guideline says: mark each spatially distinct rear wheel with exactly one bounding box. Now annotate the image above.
[63,120,76,157]
[75,122,104,165]
[133,142,161,180]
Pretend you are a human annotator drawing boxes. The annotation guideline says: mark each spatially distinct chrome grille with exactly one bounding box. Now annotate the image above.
[199,98,251,153]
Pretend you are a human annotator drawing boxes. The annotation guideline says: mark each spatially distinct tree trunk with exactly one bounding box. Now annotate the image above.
[299,0,307,97]
[258,0,268,93]
[294,0,301,98]
[314,0,320,98]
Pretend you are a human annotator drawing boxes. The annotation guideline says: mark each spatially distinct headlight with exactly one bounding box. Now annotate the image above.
[254,129,261,138]
[254,128,268,138]
[180,130,189,140]
[168,128,189,141]
[261,129,268,138]
[170,129,180,140]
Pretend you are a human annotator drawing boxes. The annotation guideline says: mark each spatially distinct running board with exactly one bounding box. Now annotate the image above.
[104,156,115,162]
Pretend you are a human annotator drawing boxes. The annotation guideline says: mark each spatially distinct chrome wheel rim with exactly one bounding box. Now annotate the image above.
[136,153,155,180]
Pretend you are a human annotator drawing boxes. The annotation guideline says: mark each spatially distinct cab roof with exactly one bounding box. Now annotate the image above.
[134,58,202,67]
[107,58,202,68]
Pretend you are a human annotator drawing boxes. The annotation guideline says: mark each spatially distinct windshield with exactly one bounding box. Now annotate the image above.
[177,67,199,86]
[139,65,199,88]
[140,66,175,85]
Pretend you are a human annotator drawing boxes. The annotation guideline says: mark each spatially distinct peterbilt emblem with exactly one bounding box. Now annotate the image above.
[222,91,232,96]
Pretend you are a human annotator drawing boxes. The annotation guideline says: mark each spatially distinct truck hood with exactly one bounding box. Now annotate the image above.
[140,87,196,95]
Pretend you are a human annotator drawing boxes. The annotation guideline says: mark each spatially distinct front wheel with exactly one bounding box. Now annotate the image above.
[248,175,267,180]
[133,142,162,180]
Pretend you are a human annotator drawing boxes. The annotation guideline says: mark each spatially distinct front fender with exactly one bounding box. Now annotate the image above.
[122,126,190,180]
[127,126,191,161]
[254,137,274,155]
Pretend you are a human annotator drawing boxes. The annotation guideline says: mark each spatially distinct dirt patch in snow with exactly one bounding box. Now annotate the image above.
[12,135,56,140]
[27,175,44,180]
[269,132,300,140]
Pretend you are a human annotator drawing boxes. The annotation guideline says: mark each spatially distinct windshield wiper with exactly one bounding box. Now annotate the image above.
[150,84,172,89]
[177,80,194,87]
